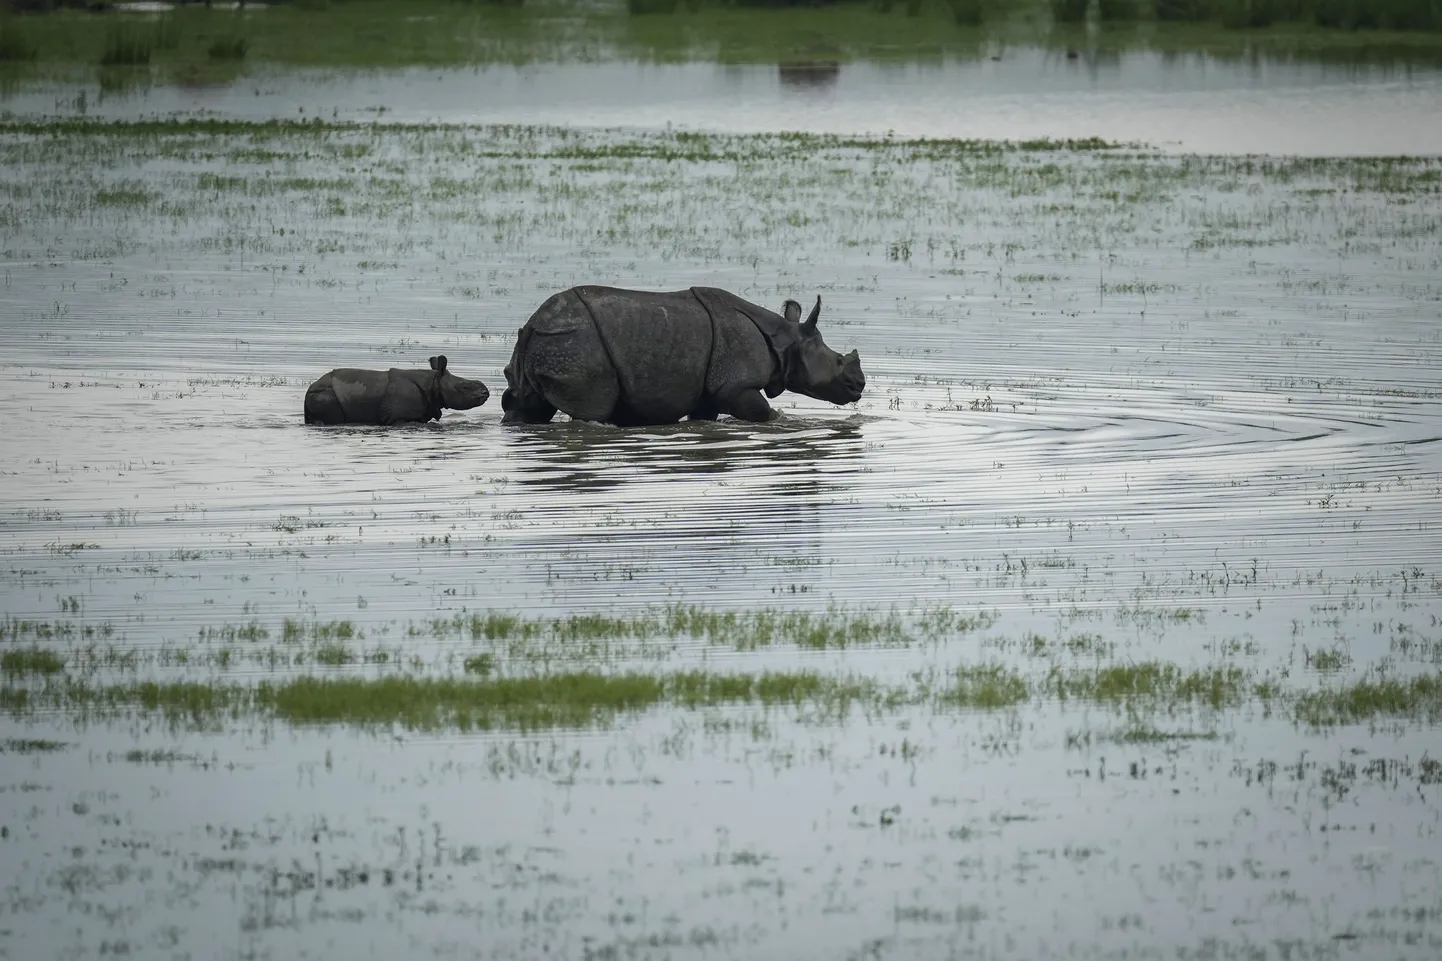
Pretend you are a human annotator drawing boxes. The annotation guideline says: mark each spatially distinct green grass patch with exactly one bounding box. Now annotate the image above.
[262,670,879,731]
[938,664,1029,709]
[462,653,495,676]
[449,603,994,652]
[312,642,353,666]
[1294,674,1442,726]
[45,679,250,725]
[1,648,66,676]
[207,36,249,61]
[281,618,354,643]
[99,25,151,67]
[1306,645,1350,672]
[264,672,667,730]
[1045,661,1247,709]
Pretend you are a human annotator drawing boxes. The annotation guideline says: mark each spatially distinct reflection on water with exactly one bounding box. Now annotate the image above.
[505,417,865,491]
[778,60,841,89]
[4,46,1442,153]
[499,418,868,593]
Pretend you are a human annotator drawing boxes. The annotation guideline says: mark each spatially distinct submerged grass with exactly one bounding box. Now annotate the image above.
[938,664,1029,709]
[207,36,249,62]
[1,648,66,676]
[1,737,66,753]
[442,603,994,651]
[6,657,1435,732]
[260,670,877,730]
[1294,674,1442,726]
[98,25,151,67]
[1044,662,1248,709]
[0,16,38,62]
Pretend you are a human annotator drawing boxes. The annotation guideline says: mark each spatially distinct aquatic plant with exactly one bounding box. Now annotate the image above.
[1,737,66,753]
[259,670,876,731]
[1044,661,1247,709]
[1218,0,1277,26]
[99,25,152,67]
[0,16,38,61]
[1293,674,1442,726]
[938,664,1029,709]
[947,0,983,24]
[0,648,66,676]
[153,14,179,51]
[1313,0,1442,29]
[207,36,249,61]
[1154,0,1212,19]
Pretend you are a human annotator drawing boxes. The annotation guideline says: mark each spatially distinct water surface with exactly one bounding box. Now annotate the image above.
[5,47,1442,153]
[1,116,1440,958]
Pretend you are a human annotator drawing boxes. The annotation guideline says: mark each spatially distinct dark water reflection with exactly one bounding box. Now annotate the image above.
[496,418,869,595]
[505,418,865,491]
[778,60,842,89]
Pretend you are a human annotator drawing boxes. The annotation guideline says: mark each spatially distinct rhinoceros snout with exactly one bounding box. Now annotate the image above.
[445,377,491,411]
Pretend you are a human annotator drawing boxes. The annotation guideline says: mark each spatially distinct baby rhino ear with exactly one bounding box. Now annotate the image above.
[429,355,448,373]
[783,299,802,324]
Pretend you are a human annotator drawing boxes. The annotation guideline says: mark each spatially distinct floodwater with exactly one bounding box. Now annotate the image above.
[5,46,1442,154]
[2,88,1442,960]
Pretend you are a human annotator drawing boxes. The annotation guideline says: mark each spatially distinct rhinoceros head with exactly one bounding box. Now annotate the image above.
[778,297,865,406]
[429,355,490,411]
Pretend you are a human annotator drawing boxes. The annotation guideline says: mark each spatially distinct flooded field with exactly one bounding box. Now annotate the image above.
[2,115,1441,959]
[5,1,1442,153]
[6,50,1442,155]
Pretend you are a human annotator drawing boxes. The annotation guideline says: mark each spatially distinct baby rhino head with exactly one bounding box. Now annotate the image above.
[430,355,490,411]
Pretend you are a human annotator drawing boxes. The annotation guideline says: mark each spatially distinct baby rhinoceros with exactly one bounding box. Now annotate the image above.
[501,286,865,426]
[303,355,490,426]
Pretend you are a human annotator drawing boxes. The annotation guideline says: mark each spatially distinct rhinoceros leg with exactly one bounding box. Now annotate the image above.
[501,386,558,424]
[687,398,719,421]
[502,327,560,424]
[304,376,345,425]
[510,325,620,424]
[718,387,775,423]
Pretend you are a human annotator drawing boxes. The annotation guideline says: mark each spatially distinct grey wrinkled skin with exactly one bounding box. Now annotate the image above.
[304,355,490,425]
[500,286,865,426]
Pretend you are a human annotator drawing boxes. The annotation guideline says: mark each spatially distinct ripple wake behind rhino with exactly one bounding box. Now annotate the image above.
[500,286,865,426]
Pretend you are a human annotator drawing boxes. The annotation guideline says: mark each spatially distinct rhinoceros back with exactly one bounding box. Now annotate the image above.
[326,368,390,423]
[574,287,711,424]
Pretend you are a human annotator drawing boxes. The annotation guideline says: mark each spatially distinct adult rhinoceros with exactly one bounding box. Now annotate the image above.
[500,286,865,426]
[304,355,489,425]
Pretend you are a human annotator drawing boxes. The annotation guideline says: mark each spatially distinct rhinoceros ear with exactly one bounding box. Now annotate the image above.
[803,296,821,330]
[782,299,802,324]
[430,355,448,373]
